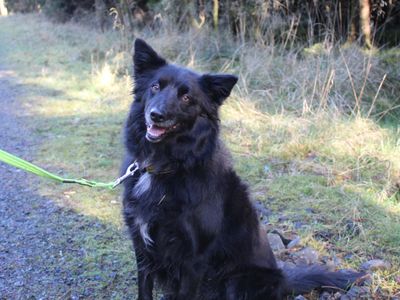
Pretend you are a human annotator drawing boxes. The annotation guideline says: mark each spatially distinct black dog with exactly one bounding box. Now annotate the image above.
[122,39,362,300]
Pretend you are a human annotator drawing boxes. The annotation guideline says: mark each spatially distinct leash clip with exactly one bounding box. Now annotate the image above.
[113,161,140,188]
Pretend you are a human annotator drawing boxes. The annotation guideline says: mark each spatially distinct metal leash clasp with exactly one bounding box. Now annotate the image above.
[113,160,140,188]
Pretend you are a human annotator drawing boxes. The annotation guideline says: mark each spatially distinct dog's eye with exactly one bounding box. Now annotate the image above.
[182,94,190,103]
[151,83,160,93]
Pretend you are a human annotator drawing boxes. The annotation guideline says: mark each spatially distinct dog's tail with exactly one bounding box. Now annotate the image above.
[283,265,364,295]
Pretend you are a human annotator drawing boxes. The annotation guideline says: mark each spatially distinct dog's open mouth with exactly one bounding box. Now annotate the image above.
[146,123,179,142]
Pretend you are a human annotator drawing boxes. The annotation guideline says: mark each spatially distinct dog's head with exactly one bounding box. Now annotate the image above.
[132,39,238,143]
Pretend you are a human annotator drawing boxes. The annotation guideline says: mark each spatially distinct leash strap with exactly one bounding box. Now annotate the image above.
[0,149,138,190]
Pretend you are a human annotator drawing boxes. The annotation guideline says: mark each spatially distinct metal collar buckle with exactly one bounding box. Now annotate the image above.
[112,161,140,188]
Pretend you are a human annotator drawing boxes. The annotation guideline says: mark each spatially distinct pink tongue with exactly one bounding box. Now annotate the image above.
[148,125,166,137]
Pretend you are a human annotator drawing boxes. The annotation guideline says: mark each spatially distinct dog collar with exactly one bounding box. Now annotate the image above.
[141,163,176,175]
[113,160,176,188]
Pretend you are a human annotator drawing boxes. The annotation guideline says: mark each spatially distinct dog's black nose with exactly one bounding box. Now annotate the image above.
[150,108,165,123]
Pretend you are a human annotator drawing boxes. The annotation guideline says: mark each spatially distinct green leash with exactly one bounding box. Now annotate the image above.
[0,149,139,190]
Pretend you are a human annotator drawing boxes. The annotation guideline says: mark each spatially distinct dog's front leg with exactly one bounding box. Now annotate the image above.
[137,268,154,300]
[133,234,154,300]
[175,265,201,300]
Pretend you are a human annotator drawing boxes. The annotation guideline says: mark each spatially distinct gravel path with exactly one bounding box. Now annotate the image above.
[0,66,88,299]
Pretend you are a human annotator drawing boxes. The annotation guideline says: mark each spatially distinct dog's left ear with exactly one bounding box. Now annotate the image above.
[200,74,238,105]
[134,38,166,76]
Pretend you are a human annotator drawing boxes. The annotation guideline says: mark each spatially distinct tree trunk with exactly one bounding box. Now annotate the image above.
[95,0,107,32]
[347,0,360,43]
[192,0,206,29]
[213,0,219,30]
[359,0,372,48]
[0,0,8,16]
[121,0,134,31]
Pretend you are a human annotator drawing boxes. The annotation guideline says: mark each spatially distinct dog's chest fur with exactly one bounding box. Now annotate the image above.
[127,170,224,270]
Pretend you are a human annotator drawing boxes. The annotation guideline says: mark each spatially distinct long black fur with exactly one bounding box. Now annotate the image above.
[122,39,363,300]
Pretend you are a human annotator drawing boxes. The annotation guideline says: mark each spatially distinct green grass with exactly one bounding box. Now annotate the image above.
[0,13,399,298]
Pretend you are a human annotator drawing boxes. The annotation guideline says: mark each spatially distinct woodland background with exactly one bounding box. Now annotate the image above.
[2,0,400,49]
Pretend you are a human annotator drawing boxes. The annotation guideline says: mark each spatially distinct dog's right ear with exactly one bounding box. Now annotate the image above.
[200,74,238,105]
[133,39,166,76]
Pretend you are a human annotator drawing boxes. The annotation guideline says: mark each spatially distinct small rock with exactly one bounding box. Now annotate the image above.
[332,255,343,267]
[293,221,305,229]
[333,292,343,299]
[277,260,296,269]
[345,286,370,299]
[319,291,332,300]
[287,236,301,249]
[360,259,391,271]
[340,295,350,300]
[284,261,296,269]
[292,247,319,265]
[267,233,285,251]
[294,296,307,300]
[325,255,343,271]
